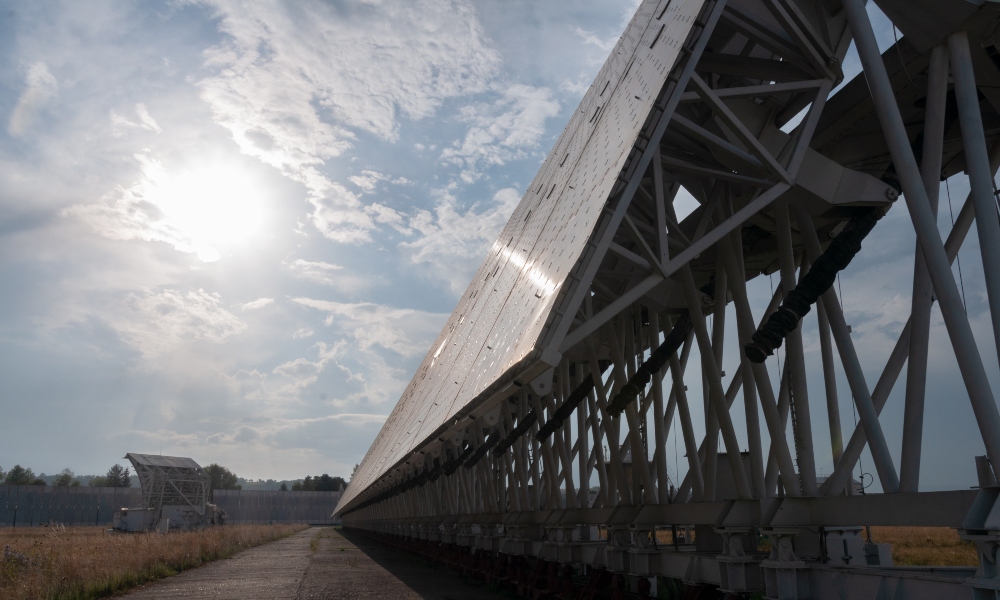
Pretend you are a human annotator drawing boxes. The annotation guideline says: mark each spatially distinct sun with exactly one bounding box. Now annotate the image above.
[145,161,266,262]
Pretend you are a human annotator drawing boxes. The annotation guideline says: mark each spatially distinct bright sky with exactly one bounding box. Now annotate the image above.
[0,0,649,480]
[0,1,997,491]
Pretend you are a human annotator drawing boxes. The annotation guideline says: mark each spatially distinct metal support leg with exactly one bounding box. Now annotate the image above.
[844,0,1000,470]
[681,264,753,499]
[949,31,1000,369]
[669,353,706,501]
[793,206,899,492]
[775,199,818,495]
[900,43,949,493]
[719,233,800,496]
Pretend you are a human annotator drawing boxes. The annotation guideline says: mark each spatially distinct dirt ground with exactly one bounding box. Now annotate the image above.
[123,527,514,599]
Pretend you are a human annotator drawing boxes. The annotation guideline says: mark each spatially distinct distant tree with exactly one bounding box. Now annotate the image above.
[205,464,241,493]
[351,464,358,480]
[54,469,75,486]
[71,480,81,486]
[105,464,131,488]
[89,476,109,487]
[290,474,345,492]
[4,465,35,485]
[0,466,4,481]
[279,482,288,492]
[31,478,46,486]
[315,474,346,491]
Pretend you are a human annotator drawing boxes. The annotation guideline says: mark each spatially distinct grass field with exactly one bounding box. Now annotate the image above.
[0,523,308,600]
[870,526,978,566]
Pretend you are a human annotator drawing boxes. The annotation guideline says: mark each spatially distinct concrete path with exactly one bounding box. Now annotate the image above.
[124,527,513,599]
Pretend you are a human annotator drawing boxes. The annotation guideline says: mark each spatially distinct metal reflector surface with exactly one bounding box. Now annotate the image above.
[337,0,706,515]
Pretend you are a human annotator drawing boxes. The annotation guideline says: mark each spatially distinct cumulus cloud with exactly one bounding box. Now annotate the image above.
[441,84,560,182]
[402,187,521,294]
[195,0,502,242]
[366,202,411,234]
[8,62,58,136]
[349,170,386,194]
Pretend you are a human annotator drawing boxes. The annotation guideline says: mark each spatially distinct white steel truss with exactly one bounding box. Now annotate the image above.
[336,0,1000,597]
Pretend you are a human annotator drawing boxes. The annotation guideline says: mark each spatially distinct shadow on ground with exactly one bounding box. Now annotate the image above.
[299,527,515,599]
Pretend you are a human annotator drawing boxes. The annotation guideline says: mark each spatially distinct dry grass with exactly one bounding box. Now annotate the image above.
[0,523,308,600]
[869,526,978,567]
[651,526,976,567]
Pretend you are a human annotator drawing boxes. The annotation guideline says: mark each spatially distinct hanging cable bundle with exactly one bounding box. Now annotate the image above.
[441,442,474,476]
[535,374,596,441]
[606,313,693,417]
[463,430,500,469]
[744,207,884,363]
[492,410,537,456]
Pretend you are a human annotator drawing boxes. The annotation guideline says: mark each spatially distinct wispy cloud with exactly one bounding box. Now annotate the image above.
[115,288,247,355]
[111,103,162,137]
[292,297,446,358]
[241,297,274,311]
[403,187,521,294]
[8,62,58,137]
[194,0,502,243]
[441,84,560,182]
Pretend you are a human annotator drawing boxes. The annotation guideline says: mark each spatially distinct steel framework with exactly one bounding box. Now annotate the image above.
[335,0,1000,597]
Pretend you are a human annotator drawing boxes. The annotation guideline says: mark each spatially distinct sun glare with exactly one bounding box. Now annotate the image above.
[145,161,266,262]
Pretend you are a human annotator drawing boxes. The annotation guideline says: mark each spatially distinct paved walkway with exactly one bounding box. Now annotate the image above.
[124,527,513,599]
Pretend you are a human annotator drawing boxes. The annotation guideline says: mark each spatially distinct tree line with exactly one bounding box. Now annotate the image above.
[0,464,132,487]
[1,462,349,494]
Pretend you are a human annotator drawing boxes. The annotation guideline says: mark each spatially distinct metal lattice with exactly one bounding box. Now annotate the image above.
[335,0,1000,597]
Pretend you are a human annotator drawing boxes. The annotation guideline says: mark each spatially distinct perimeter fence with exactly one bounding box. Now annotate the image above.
[0,485,340,527]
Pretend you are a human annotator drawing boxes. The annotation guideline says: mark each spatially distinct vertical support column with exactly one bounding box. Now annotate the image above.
[577,362,591,508]
[792,207,900,493]
[680,264,753,499]
[703,263,728,500]
[726,229,766,498]
[949,31,1000,368]
[775,200,818,495]
[719,233,799,497]
[844,0,1000,471]
[816,300,843,467]
[588,336,632,505]
[651,312,672,503]
[669,353,705,500]
[900,44,949,493]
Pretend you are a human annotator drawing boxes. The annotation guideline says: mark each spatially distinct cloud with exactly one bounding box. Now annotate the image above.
[441,84,560,182]
[292,297,446,358]
[8,62,58,136]
[402,187,521,294]
[64,151,271,262]
[286,258,376,289]
[194,0,502,242]
[241,297,274,311]
[366,202,411,234]
[572,26,617,52]
[348,170,386,193]
[115,288,247,355]
[111,103,162,137]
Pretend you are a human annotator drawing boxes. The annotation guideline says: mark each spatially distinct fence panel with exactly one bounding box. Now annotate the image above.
[0,485,341,526]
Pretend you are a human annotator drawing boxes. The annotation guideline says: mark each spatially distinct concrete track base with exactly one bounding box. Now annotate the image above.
[124,527,514,599]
